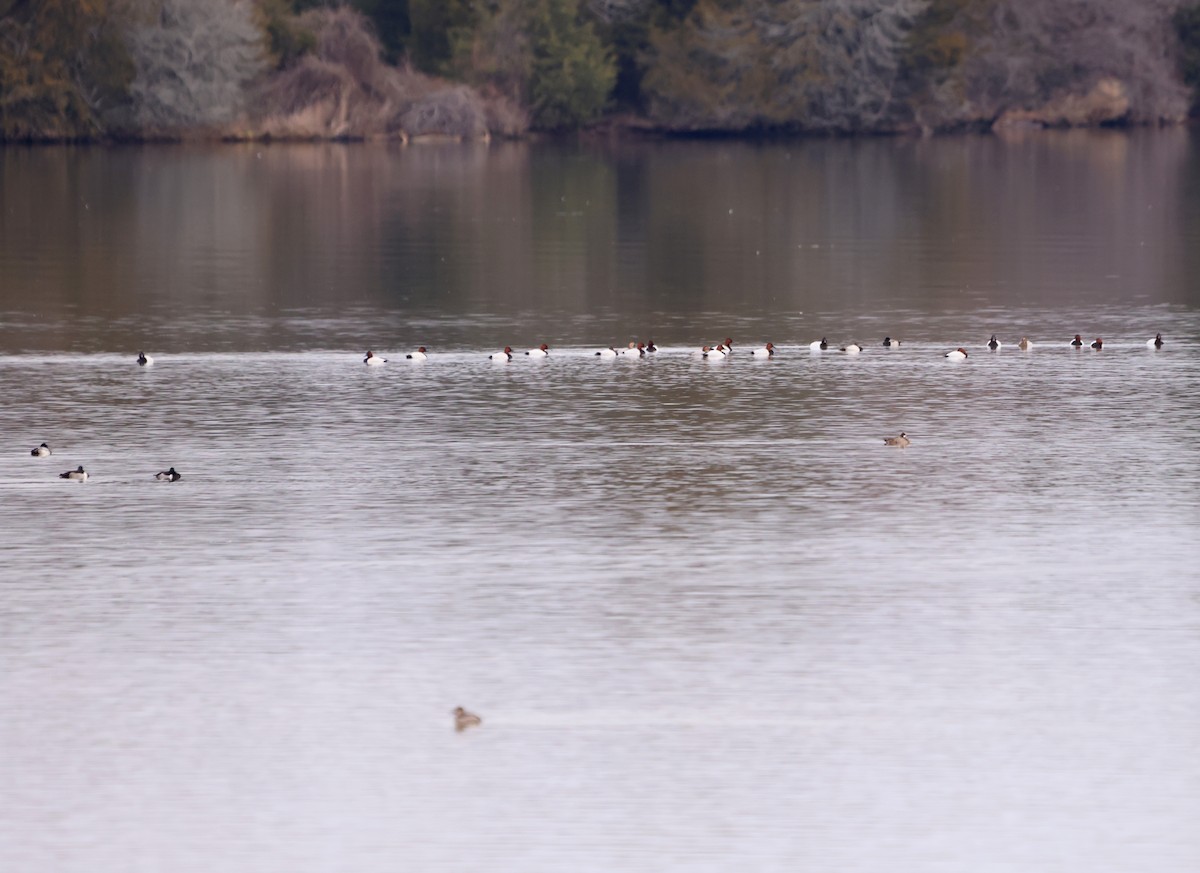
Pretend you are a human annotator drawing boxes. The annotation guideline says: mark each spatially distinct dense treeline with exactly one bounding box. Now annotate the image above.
[2,0,1200,141]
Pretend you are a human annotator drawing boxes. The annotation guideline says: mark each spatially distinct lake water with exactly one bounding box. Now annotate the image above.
[1,131,1199,872]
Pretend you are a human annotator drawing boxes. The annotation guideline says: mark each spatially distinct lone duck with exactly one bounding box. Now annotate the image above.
[363,350,386,365]
[1147,333,1164,348]
[137,351,153,366]
[810,338,828,350]
[882,337,899,347]
[155,467,182,482]
[453,706,482,732]
[30,442,51,457]
[883,432,911,447]
[987,335,1001,350]
[489,347,513,362]
[525,343,550,357]
[60,465,88,481]
[1071,334,1084,347]
[751,343,775,357]
[945,347,969,360]
[1090,338,1103,350]
[406,347,428,360]
[1019,337,1033,350]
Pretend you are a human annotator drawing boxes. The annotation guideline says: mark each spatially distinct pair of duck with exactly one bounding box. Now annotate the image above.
[984,335,1037,350]
[56,466,181,482]
[1069,335,1105,349]
[364,348,429,365]
[809,338,899,351]
[597,341,657,358]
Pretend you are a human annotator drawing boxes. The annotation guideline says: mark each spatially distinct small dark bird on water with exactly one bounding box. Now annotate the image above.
[156,467,182,482]
[1091,338,1103,350]
[453,706,482,732]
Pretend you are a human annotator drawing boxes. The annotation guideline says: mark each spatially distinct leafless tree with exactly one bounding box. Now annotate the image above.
[126,0,265,131]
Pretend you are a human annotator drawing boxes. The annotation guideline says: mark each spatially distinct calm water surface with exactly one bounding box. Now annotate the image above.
[1,132,1199,872]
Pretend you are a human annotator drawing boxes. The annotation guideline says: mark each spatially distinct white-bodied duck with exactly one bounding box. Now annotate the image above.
[30,442,51,457]
[155,467,182,482]
[364,350,387,365]
[406,347,428,360]
[60,465,88,481]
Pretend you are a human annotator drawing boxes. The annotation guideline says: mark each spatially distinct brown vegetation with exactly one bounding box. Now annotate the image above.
[249,8,502,139]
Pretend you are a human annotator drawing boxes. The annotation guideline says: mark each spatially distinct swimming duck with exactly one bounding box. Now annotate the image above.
[364,350,386,365]
[137,351,153,366]
[621,342,645,357]
[882,337,900,347]
[60,465,88,481]
[489,347,513,362]
[945,347,969,360]
[155,467,182,482]
[1147,333,1164,348]
[406,347,428,360]
[646,340,658,352]
[453,706,482,732]
[526,343,550,357]
[840,343,862,354]
[1091,338,1103,350]
[1018,337,1033,350]
[721,337,734,354]
[987,335,1001,350]
[1071,334,1084,347]
[595,347,618,358]
[751,343,775,357]
[30,442,51,457]
[883,432,911,447]
[810,338,828,350]
[701,345,726,359]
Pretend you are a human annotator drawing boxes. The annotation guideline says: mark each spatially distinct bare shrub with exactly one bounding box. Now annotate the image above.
[252,7,508,139]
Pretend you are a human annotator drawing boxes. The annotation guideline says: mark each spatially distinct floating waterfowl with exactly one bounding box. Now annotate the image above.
[453,706,482,732]
[882,337,900,347]
[525,343,550,358]
[155,467,182,482]
[810,338,828,350]
[840,343,862,354]
[621,342,645,357]
[30,442,51,457]
[1091,338,1103,350]
[945,347,969,360]
[1071,334,1084,347]
[137,351,153,366]
[987,335,1001,350]
[1147,333,1164,348]
[60,465,88,481]
[701,345,726,359]
[751,343,775,357]
[595,347,618,358]
[1018,337,1033,350]
[489,347,513,362]
[883,432,911,447]
[364,350,386,365]
[645,340,658,352]
[406,347,428,360]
